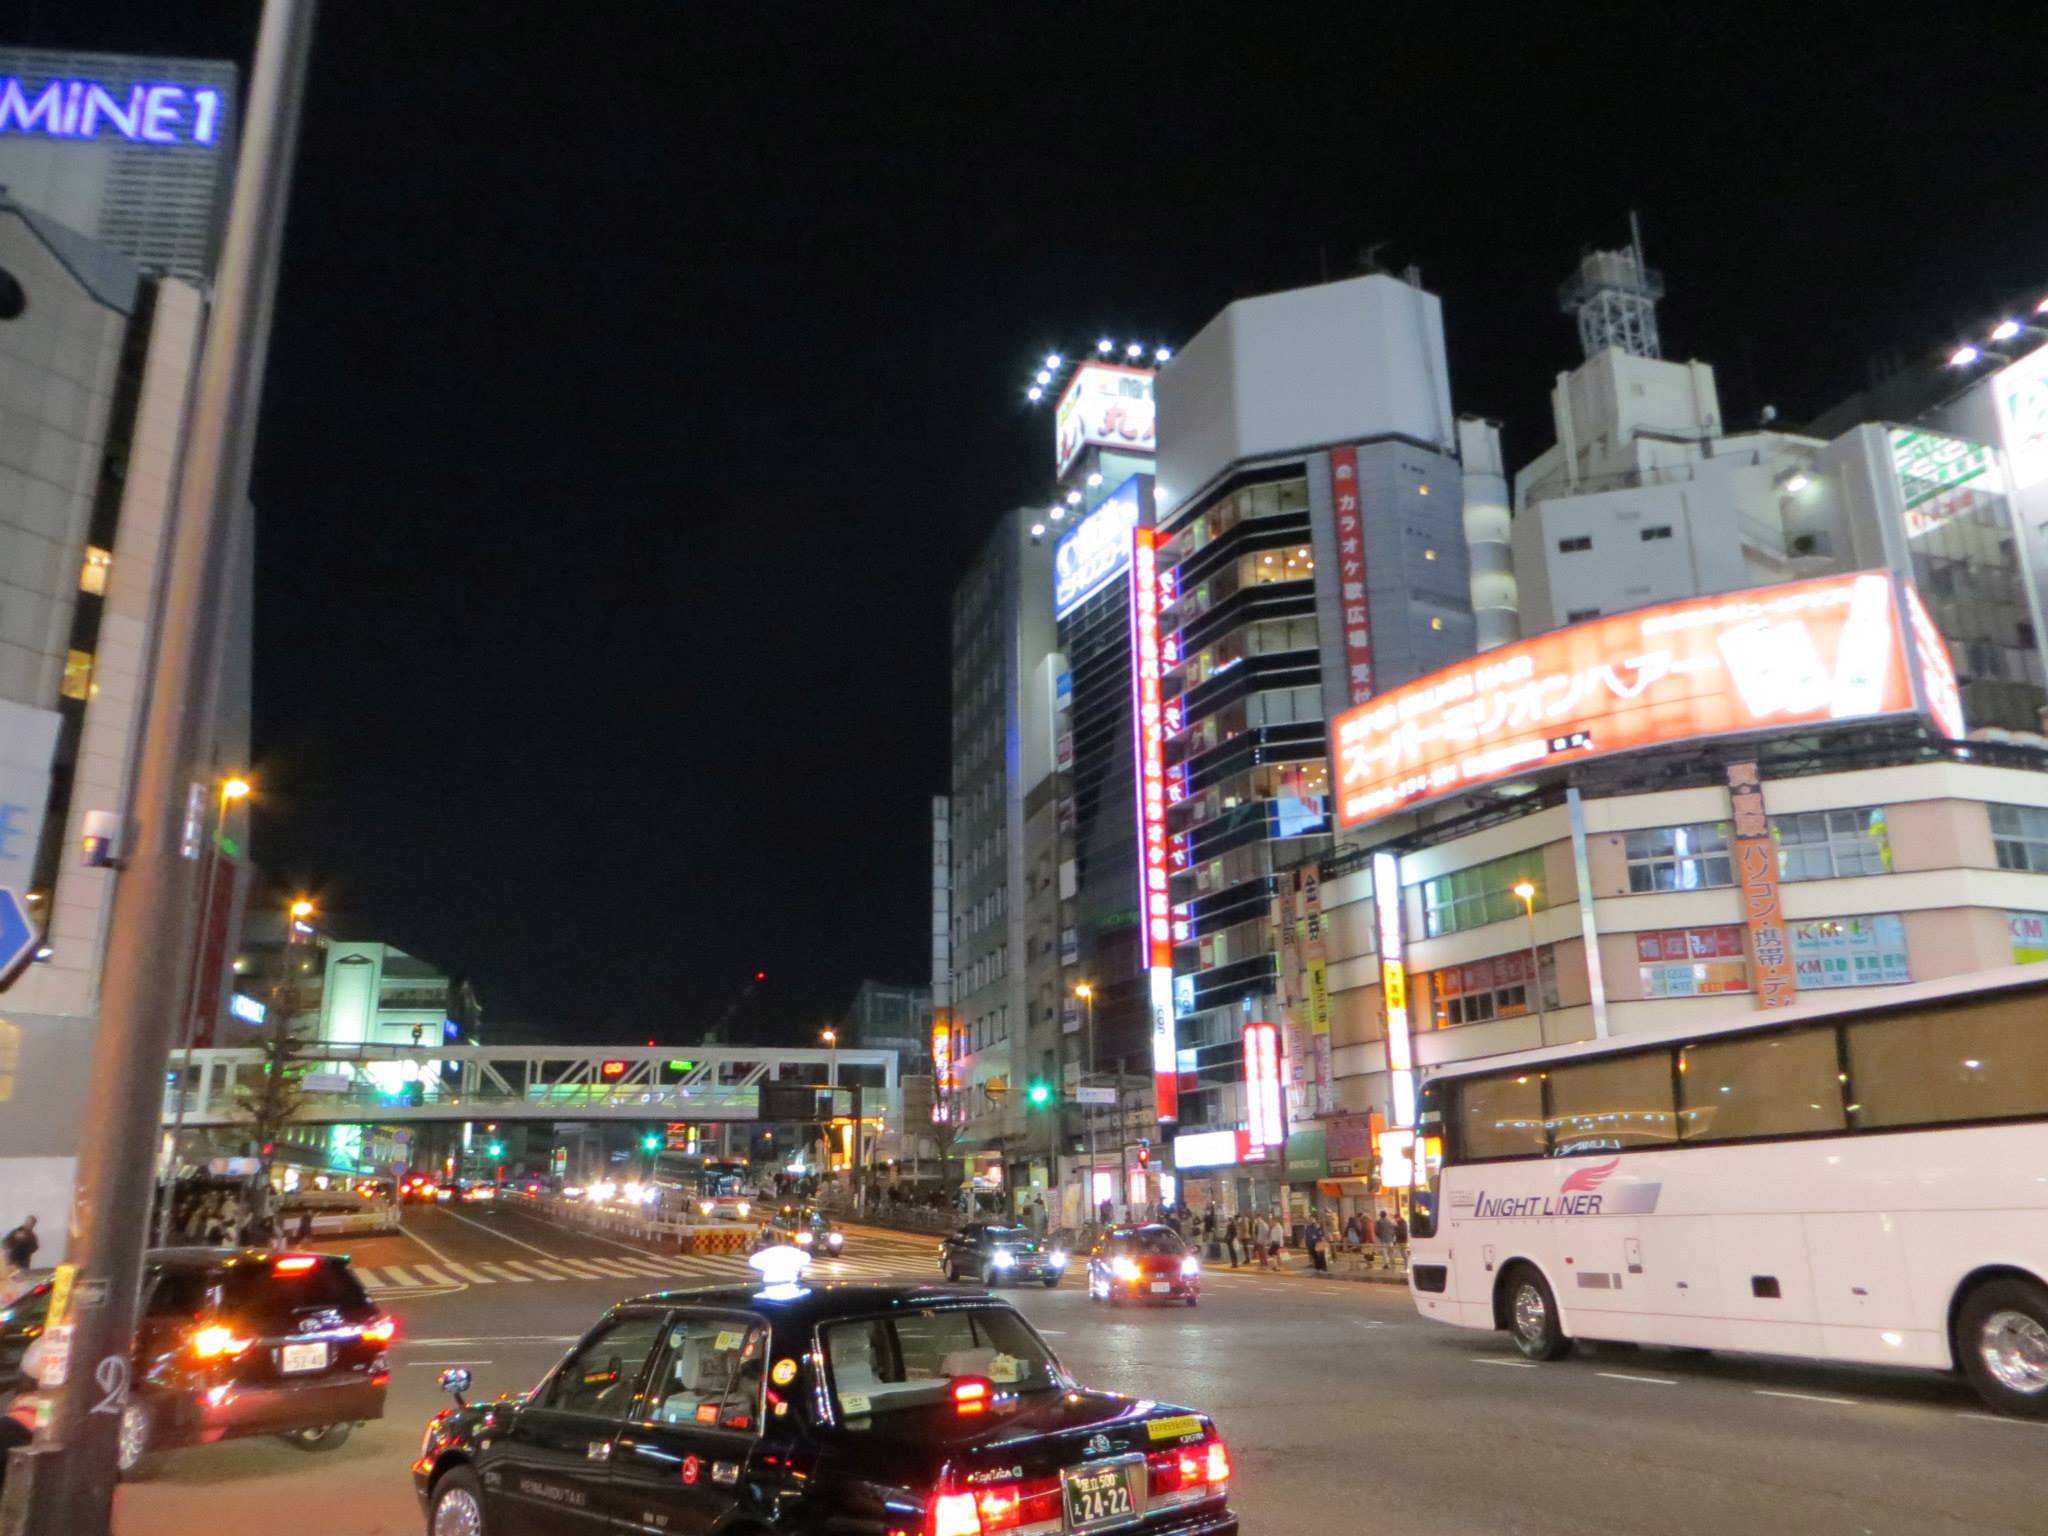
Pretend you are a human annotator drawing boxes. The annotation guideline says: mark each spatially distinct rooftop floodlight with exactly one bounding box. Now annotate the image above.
[1066,490,1082,505]
[1035,370,1052,386]
[1087,471,1103,487]
[1155,346,1172,362]
[1126,342,1144,359]
[1031,522,1047,538]
[1991,319,2023,343]
[1097,337,1114,353]
[1949,344,1983,368]
[2037,296,2048,315]
[1045,353,1062,369]
[1026,386,1043,402]
[1783,471,1812,495]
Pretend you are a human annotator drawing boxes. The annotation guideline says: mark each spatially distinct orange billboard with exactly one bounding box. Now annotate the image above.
[1333,571,1949,829]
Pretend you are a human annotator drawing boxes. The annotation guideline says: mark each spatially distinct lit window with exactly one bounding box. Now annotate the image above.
[1423,548,1437,561]
[1417,485,1431,497]
[1429,616,1444,631]
[1772,808,1891,880]
[1624,823,1734,892]
[1990,804,2048,873]
[60,649,94,701]
[79,546,111,595]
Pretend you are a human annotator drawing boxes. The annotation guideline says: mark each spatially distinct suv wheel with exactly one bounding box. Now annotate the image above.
[116,1400,151,1475]
[281,1422,353,1452]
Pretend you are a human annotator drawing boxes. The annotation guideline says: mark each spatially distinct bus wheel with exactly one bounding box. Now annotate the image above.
[1502,1263,1571,1361]
[1957,1277,2048,1417]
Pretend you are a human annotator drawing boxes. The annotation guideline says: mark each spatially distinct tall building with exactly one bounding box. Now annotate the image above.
[0,52,247,1257]
[1152,272,1476,1212]
[944,508,1052,1201]
[0,49,239,281]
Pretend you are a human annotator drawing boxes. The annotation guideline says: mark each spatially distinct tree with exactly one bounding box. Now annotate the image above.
[233,965,317,1195]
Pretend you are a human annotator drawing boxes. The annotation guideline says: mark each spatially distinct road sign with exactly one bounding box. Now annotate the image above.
[0,885,35,981]
[1073,1085,1117,1105]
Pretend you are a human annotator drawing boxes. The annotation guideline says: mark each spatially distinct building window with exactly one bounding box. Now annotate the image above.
[1624,822,1733,892]
[1429,615,1444,631]
[79,547,111,596]
[1429,949,1552,1026]
[1566,607,1601,623]
[1422,848,1546,938]
[1990,804,2048,873]
[1558,536,1593,553]
[1772,808,1891,880]
[60,649,94,701]
[1635,925,1748,997]
[1640,525,1673,542]
[1788,913,1910,989]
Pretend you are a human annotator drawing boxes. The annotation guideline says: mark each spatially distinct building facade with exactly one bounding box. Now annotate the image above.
[1152,273,1477,1212]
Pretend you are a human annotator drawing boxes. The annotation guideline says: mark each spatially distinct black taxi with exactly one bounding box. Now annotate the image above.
[414,1274,1237,1535]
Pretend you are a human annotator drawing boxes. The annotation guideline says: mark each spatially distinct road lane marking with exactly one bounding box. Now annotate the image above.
[525,1259,605,1279]
[580,1258,651,1278]
[410,1264,459,1287]
[438,1206,564,1257]
[440,1262,495,1285]
[1753,1389,1858,1406]
[1597,1372,1678,1386]
[400,1336,579,1346]
[406,1360,493,1367]
[1472,1358,1538,1368]
[1961,1413,2048,1428]
[478,1263,533,1283]
[381,1265,422,1287]
[397,1218,466,1268]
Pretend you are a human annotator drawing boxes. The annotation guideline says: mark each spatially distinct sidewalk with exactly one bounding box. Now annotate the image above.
[1206,1248,1411,1287]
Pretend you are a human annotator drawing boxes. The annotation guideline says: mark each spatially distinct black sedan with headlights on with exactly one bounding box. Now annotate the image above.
[413,1269,1237,1536]
[936,1222,1067,1287]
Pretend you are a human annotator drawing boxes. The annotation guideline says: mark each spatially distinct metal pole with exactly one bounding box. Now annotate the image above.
[10,8,316,1531]
[1082,991,1097,1223]
[155,792,232,1248]
[1524,896,1544,1037]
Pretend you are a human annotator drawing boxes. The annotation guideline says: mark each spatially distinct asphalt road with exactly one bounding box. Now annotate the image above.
[110,1203,2048,1535]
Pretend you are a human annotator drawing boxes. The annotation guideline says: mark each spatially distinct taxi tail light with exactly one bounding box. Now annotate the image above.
[1146,1436,1229,1497]
[927,1476,1053,1536]
[362,1315,397,1345]
[1205,1438,1231,1482]
[273,1255,319,1274]
[929,1492,982,1536]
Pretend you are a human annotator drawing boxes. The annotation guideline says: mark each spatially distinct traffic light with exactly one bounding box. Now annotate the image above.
[487,1141,504,1159]
[1135,1143,1151,1167]
[641,1133,660,1152]
[1026,1079,1052,1108]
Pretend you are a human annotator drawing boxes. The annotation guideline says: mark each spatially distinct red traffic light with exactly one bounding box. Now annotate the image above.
[754,970,766,982]
[1135,1145,1151,1166]
[600,1060,627,1078]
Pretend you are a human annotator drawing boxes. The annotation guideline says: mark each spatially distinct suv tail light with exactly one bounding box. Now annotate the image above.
[363,1315,397,1345]
[191,1325,253,1360]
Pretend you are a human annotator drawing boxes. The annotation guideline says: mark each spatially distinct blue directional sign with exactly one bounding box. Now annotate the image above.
[0,886,34,980]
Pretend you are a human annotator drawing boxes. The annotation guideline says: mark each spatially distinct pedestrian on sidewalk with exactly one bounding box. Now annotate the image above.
[1224,1215,1241,1269]
[1374,1209,1397,1266]
[2,1215,37,1276]
[1307,1216,1329,1273]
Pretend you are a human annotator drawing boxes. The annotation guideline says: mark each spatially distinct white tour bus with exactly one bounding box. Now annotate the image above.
[1407,964,2048,1415]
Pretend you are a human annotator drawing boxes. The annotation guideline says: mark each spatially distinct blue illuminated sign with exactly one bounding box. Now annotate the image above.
[0,76,224,148]
[1053,477,1143,617]
[228,992,266,1026]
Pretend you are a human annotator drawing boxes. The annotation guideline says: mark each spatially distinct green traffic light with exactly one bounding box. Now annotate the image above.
[487,1142,504,1158]
[641,1134,660,1151]
[1026,1080,1052,1107]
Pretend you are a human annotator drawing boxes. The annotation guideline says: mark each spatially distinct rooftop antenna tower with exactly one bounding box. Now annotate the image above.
[1558,209,1665,361]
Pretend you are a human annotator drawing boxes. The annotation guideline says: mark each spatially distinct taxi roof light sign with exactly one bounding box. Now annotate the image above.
[1331,570,1960,830]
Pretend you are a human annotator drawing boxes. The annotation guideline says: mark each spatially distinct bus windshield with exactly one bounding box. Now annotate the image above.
[650,1153,749,1200]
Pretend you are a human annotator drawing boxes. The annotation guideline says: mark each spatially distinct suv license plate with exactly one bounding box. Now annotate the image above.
[280,1342,328,1374]
[1063,1463,1137,1529]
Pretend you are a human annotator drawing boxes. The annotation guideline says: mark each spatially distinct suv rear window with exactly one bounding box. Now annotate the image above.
[220,1260,372,1327]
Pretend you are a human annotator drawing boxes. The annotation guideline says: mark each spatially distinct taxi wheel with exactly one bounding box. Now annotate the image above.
[281,1422,352,1453]
[430,1465,488,1536]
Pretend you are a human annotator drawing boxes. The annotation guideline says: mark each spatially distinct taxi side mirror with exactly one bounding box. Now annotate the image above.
[438,1367,472,1407]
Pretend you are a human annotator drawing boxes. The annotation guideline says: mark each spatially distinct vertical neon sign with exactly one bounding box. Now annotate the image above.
[930,1019,952,1122]
[1243,1021,1283,1149]
[1372,851,1416,1127]
[1130,526,1177,1123]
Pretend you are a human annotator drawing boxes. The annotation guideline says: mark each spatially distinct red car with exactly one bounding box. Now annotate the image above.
[1086,1224,1201,1307]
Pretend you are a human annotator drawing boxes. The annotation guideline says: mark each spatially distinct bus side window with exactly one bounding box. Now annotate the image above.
[1457,1072,1547,1160]
[1677,1027,1844,1141]
[1544,1052,1678,1155]
[1845,992,2048,1128]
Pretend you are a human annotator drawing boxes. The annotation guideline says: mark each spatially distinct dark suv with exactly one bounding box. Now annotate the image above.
[5,1248,391,1474]
[938,1222,1067,1287]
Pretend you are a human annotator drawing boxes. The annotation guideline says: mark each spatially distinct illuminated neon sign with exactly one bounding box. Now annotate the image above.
[1243,1021,1283,1149]
[1054,478,1141,616]
[1129,526,1177,1123]
[1373,851,1416,1127]
[1332,571,1955,829]
[930,1019,952,1122]
[0,76,224,148]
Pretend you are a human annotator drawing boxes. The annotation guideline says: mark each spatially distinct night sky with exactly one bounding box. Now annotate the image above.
[18,4,2048,1041]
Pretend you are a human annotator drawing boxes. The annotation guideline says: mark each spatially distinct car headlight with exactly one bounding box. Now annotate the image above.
[1111,1256,1140,1281]
[1181,1255,1201,1277]
[796,1230,813,1245]
[737,1202,750,1217]
[1047,1250,1067,1268]
[827,1233,843,1250]
[991,1250,1015,1269]
[700,1201,714,1215]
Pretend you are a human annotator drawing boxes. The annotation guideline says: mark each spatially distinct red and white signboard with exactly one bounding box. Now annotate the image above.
[1333,570,1958,830]
[1329,445,1374,705]
[1244,1021,1283,1149]
[1129,526,1177,1123]
[1056,363,1156,477]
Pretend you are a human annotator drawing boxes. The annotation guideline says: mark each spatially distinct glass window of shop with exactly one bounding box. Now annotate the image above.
[1426,948,1555,1027]
[1991,804,2048,873]
[1422,849,1547,937]
[1788,913,1910,989]
[1771,807,1891,880]
[1170,478,1310,563]
[1624,822,1733,892]
[1635,925,1748,998]
[1180,761,1329,829]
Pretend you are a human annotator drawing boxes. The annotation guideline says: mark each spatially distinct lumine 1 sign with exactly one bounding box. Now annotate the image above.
[0,76,225,148]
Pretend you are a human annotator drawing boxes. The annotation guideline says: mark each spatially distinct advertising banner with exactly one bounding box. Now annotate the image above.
[1332,571,1950,830]
[1727,762,1797,1009]
[1054,478,1141,616]
[1329,445,1375,705]
[1054,364,1155,476]
[1129,527,1177,1123]
[0,699,61,901]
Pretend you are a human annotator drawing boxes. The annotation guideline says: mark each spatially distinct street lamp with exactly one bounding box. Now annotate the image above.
[1074,982,1098,1223]
[1513,881,1544,1032]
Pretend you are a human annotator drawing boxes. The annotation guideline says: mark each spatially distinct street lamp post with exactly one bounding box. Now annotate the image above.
[821,1027,840,1192]
[157,775,252,1245]
[1075,982,1097,1224]
[1513,880,1544,1034]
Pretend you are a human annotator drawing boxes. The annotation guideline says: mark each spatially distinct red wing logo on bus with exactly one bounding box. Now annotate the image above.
[1559,1159,1620,1194]
[1463,1159,1663,1219]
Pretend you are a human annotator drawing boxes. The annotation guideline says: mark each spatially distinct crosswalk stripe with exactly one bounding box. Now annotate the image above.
[442,1263,495,1285]
[410,1264,458,1287]
[612,1257,678,1275]
[582,1259,648,1278]
[478,1263,533,1283]
[533,1259,609,1279]
[382,1265,421,1287]
[354,1266,387,1288]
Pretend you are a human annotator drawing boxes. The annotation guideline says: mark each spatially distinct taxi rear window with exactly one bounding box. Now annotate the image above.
[823,1306,1057,1419]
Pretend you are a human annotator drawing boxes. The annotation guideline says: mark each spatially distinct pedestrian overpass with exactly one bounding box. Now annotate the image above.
[161,1042,900,1128]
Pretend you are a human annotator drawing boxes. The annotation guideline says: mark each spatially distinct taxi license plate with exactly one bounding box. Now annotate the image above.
[1150,1281,1172,1293]
[280,1342,328,1374]
[1063,1463,1138,1529]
